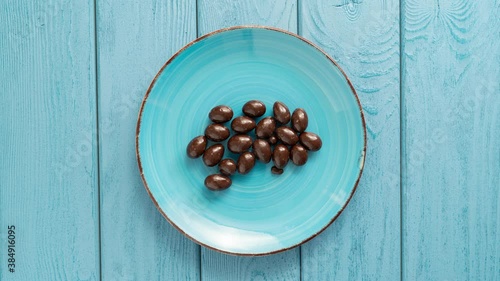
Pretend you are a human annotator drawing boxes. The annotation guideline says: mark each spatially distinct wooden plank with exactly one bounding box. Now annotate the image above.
[402,1,499,280]
[0,0,99,280]
[197,0,298,34]
[197,1,301,280]
[300,1,401,280]
[96,1,200,280]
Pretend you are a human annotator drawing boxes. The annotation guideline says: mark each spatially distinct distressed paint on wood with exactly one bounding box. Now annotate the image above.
[96,1,200,280]
[197,1,301,280]
[402,1,500,280]
[197,0,297,35]
[300,0,401,280]
[0,0,99,280]
[2,0,499,280]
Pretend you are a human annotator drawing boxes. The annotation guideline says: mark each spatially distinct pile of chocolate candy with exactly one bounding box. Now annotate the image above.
[186,100,322,191]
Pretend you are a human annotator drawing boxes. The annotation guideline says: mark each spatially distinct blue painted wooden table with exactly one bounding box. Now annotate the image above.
[1,1,498,280]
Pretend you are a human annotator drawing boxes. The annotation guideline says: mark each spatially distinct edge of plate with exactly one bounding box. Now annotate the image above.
[135,25,367,256]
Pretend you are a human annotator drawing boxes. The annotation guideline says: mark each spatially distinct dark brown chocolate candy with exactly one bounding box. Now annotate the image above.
[242,100,266,117]
[237,152,256,174]
[209,105,233,123]
[202,144,224,167]
[291,108,308,132]
[273,101,291,124]
[271,166,283,175]
[252,139,272,163]
[231,116,256,133]
[300,132,323,151]
[227,134,253,153]
[255,117,276,138]
[276,126,299,146]
[219,159,237,176]
[268,135,278,145]
[205,124,230,142]
[186,135,207,158]
[290,144,308,166]
[205,174,232,191]
[272,144,290,169]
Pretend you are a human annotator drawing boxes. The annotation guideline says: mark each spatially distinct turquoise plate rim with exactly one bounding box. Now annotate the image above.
[136,25,367,256]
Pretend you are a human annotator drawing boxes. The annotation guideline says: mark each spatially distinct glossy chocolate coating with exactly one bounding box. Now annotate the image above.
[273,101,291,124]
[186,135,207,158]
[242,100,266,117]
[252,139,272,163]
[219,159,237,176]
[291,108,308,132]
[237,152,256,174]
[205,174,232,191]
[272,144,290,169]
[202,144,224,166]
[255,117,276,139]
[271,166,284,175]
[290,144,308,166]
[205,124,230,142]
[209,105,233,123]
[231,116,256,133]
[276,126,299,146]
[268,135,278,145]
[300,132,323,151]
[227,134,253,153]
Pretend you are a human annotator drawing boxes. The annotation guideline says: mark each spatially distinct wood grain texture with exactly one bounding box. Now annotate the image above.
[197,1,301,280]
[0,0,99,280]
[2,0,498,279]
[402,0,500,280]
[96,1,199,280]
[197,0,297,35]
[300,0,401,280]
[201,250,300,281]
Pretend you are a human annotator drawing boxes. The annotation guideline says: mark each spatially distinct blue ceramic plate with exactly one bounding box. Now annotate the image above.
[136,26,366,256]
